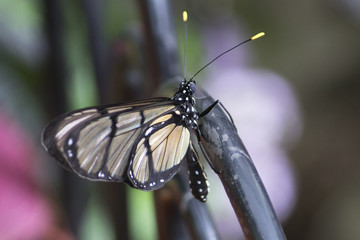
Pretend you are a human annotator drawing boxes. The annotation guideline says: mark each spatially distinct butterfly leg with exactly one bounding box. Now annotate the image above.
[218,101,236,128]
[200,100,235,127]
[199,100,219,117]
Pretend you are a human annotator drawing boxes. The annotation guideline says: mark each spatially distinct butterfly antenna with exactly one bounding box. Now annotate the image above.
[183,11,188,81]
[189,32,265,81]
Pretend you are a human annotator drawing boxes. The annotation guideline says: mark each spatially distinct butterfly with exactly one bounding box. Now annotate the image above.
[42,79,215,202]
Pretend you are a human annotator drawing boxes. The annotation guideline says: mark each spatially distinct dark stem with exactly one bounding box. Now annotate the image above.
[42,0,89,237]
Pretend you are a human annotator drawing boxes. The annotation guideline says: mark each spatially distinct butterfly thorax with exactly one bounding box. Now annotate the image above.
[171,80,199,129]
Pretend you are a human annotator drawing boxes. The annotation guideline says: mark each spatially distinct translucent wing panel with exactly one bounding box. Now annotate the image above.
[76,118,112,173]
[62,113,143,181]
[42,109,102,170]
[106,128,142,178]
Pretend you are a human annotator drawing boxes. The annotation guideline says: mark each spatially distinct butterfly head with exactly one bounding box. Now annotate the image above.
[181,79,196,94]
[172,80,196,103]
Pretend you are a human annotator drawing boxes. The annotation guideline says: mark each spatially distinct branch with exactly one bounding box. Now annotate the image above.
[195,89,287,240]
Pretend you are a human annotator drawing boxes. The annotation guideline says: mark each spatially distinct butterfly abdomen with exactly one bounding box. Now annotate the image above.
[186,144,210,202]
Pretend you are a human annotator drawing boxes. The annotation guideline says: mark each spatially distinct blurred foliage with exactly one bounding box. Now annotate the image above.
[80,194,115,240]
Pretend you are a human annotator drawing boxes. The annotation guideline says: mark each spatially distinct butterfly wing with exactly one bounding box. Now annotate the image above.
[42,98,191,190]
[128,110,191,190]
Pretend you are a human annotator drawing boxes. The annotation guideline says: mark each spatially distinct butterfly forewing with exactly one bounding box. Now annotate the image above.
[42,98,185,184]
[42,108,102,171]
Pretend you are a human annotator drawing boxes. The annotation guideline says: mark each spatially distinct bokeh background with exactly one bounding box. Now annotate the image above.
[0,0,359,239]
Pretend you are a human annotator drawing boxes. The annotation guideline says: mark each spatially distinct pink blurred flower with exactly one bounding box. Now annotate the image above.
[0,110,72,240]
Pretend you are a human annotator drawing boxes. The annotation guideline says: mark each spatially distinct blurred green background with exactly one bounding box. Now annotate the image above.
[0,0,359,239]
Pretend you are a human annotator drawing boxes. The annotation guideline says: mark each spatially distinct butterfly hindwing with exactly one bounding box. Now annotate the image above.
[128,111,191,190]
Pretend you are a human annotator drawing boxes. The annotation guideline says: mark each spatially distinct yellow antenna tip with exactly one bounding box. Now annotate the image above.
[183,11,188,22]
[251,32,265,40]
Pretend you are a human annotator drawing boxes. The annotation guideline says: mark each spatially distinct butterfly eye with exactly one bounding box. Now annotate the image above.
[189,81,196,94]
